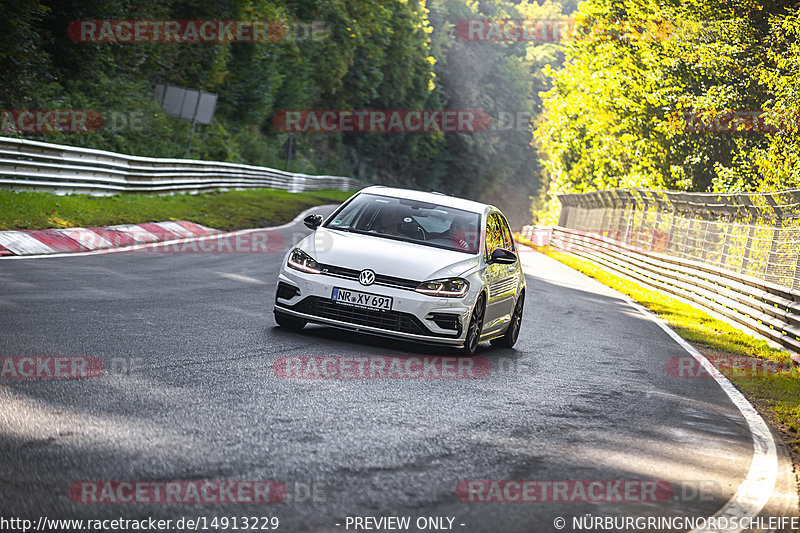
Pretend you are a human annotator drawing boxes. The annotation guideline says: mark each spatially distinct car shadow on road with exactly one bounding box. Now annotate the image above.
[270,323,524,359]
[268,324,534,380]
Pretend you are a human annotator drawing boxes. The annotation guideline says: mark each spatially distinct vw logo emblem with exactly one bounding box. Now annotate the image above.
[359,269,376,286]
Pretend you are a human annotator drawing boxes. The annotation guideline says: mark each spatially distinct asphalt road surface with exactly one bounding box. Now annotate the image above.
[0,206,796,532]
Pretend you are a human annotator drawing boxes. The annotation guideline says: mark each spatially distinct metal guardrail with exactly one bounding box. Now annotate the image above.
[546,227,800,357]
[536,186,800,358]
[0,136,362,194]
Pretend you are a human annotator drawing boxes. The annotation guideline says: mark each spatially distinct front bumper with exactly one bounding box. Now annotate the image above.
[274,267,476,346]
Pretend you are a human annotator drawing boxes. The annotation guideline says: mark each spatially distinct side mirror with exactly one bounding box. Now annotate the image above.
[489,247,517,264]
[304,214,324,230]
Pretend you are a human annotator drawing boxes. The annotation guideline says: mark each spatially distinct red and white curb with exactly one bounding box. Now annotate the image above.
[0,221,219,256]
[0,205,337,259]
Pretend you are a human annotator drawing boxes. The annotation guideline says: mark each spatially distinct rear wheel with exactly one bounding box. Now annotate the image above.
[462,294,486,355]
[274,311,307,332]
[491,292,524,349]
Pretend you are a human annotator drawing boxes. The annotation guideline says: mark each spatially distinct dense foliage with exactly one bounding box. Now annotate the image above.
[535,0,800,222]
[0,0,579,225]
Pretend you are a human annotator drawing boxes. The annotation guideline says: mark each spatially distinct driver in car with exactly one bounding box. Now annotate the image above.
[376,206,421,238]
[447,215,473,251]
[425,215,474,251]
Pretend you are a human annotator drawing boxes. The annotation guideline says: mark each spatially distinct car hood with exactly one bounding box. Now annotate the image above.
[298,228,480,281]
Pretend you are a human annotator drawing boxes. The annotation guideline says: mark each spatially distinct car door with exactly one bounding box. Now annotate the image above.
[496,213,522,324]
[481,212,518,334]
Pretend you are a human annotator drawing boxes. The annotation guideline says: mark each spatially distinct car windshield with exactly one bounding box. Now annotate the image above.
[324,193,481,254]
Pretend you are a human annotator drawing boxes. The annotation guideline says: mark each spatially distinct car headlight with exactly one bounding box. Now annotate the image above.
[287,248,321,274]
[415,278,469,298]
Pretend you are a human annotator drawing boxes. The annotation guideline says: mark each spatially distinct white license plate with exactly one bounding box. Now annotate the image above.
[332,287,392,311]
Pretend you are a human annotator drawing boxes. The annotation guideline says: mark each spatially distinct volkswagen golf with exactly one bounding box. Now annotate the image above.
[273,186,526,354]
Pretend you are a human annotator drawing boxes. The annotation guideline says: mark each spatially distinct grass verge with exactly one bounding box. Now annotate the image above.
[522,240,800,460]
[0,188,354,231]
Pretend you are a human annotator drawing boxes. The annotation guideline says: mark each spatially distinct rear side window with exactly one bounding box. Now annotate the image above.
[498,214,515,251]
[485,213,504,262]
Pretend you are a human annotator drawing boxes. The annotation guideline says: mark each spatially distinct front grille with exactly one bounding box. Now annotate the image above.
[374,273,420,290]
[283,296,457,337]
[319,264,360,279]
[319,263,419,290]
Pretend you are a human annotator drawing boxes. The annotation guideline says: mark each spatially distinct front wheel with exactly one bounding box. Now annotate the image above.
[491,292,524,349]
[461,294,486,355]
[274,311,307,332]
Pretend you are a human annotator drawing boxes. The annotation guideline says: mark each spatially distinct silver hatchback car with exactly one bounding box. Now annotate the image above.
[273,186,526,354]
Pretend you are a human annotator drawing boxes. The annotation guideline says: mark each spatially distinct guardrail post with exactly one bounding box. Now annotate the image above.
[740,223,757,274]
[738,194,759,275]
[577,194,592,230]
[663,195,679,254]
[596,191,609,235]
[632,189,647,249]
[699,216,712,262]
[682,215,696,259]
[719,219,735,270]
[792,238,800,291]
[618,190,632,245]
[764,195,785,284]
[557,197,568,227]
[765,221,784,284]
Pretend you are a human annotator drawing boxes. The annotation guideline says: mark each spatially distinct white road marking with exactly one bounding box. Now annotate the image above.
[627,298,777,533]
[216,272,267,285]
[523,250,779,533]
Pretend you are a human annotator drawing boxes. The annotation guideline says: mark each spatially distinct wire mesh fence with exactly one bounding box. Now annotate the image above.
[557,188,800,291]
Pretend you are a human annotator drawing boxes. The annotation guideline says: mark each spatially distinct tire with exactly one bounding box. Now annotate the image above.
[491,292,524,349]
[462,294,486,355]
[274,311,307,332]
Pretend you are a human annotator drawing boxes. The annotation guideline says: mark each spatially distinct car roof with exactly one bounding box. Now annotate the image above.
[356,186,494,215]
